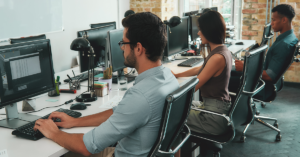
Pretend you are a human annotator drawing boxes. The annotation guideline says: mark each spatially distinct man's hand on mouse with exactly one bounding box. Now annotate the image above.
[235,59,244,72]
[33,119,61,139]
[48,111,77,129]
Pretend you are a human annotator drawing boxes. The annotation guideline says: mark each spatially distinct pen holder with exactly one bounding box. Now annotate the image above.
[48,82,60,97]
[69,80,81,90]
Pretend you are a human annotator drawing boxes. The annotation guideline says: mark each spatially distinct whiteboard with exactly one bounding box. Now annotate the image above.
[0,0,63,40]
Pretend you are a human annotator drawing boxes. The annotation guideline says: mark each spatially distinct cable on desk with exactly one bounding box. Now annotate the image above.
[24,91,88,114]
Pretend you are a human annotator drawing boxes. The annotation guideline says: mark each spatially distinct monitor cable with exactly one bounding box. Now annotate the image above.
[23,91,88,114]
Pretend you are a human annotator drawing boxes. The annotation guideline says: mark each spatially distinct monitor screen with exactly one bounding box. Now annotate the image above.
[107,28,126,72]
[190,14,200,41]
[77,25,115,73]
[0,39,55,107]
[90,21,116,29]
[165,16,189,57]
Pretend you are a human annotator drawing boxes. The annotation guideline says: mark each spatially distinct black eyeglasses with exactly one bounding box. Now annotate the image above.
[118,41,135,49]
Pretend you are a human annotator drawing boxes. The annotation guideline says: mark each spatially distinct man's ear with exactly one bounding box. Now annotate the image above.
[135,42,144,56]
[282,16,288,24]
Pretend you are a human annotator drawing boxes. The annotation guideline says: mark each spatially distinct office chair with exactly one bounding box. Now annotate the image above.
[232,45,283,143]
[148,77,199,157]
[9,34,46,44]
[260,23,274,46]
[254,41,300,108]
[182,45,270,157]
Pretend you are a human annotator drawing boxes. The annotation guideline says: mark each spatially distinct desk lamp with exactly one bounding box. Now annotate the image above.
[124,10,135,17]
[124,10,182,30]
[70,36,97,102]
[164,16,182,33]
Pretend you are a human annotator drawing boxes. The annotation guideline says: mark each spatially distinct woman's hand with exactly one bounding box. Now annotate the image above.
[235,60,244,72]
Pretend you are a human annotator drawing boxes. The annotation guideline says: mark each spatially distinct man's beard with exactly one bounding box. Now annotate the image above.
[124,49,136,68]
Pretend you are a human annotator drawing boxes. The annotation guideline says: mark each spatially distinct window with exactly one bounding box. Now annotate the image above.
[212,0,233,24]
[188,0,206,11]
[182,0,242,39]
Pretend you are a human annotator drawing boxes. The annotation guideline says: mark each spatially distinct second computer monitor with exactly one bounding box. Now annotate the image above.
[10,34,46,44]
[77,25,115,73]
[165,16,189,57]
[107,28,125,72]
[190,14,200,41]
[90,21,116,29]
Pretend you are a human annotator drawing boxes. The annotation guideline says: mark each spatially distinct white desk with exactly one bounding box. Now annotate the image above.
[228,40,256,54]
[0,40,255,157]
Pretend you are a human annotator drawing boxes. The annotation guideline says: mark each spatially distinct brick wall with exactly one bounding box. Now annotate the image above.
[242,0,300,83]
[130,0,175,21]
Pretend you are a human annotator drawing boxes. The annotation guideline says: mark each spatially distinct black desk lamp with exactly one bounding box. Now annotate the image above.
[70,37,97,102]
[164,16,182,33]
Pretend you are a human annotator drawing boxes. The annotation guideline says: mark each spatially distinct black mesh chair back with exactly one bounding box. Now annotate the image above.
[90,21,116,29]
[231,45,268,126]
[148,77,199,157]
[260,23,273,46]
[10,34,46,44]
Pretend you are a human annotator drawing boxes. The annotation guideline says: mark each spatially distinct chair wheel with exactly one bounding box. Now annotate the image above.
[256,110,260,115]
[240,136,246,142]
[261,102,266,108]
[276,134,282,141]
[274,122,279,128]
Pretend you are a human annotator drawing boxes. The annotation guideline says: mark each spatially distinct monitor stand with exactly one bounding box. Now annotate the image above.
[0,103,41,129]
[112,69,136,84]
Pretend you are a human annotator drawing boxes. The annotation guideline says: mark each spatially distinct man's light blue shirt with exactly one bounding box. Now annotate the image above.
[264,29,298,81]
[83,65,179,157]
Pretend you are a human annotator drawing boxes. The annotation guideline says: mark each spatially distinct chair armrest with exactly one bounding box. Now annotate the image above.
[242,78,265,96]
[191,107,232,126]
[156,124,191,157]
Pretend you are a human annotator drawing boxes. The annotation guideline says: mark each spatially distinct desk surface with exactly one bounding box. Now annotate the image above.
[0,40,255,157]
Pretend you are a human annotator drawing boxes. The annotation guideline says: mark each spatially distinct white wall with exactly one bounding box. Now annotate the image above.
[46,0,129,73]
[118,0,130,28]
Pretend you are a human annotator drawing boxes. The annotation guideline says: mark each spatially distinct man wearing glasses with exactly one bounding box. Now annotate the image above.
[33,12,179,157]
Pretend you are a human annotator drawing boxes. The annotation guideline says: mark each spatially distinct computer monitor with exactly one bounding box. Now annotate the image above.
[90,21,117,29]
[210,7,218,12]
[77,25,115,73]
[183,10,199,16]
[0,39,55,129]
[261,23,273,46]
[164,16,189,57]
[190,14,201,41]
[10,34,46,44]
[107,28,125,72]
[107,28,136,83]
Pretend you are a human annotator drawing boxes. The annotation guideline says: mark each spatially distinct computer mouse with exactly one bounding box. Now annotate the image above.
[235,42,244,45]
[70,102,87,110]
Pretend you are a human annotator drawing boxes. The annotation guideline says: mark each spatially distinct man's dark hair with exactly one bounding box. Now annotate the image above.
[272,4,295,22]
[122,12,167,62]
[198,11,226,44]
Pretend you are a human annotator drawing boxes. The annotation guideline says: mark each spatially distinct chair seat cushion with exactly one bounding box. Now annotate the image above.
[189,126,234,144]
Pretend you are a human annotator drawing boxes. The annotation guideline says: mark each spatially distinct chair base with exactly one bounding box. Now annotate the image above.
[240,115,281,142]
